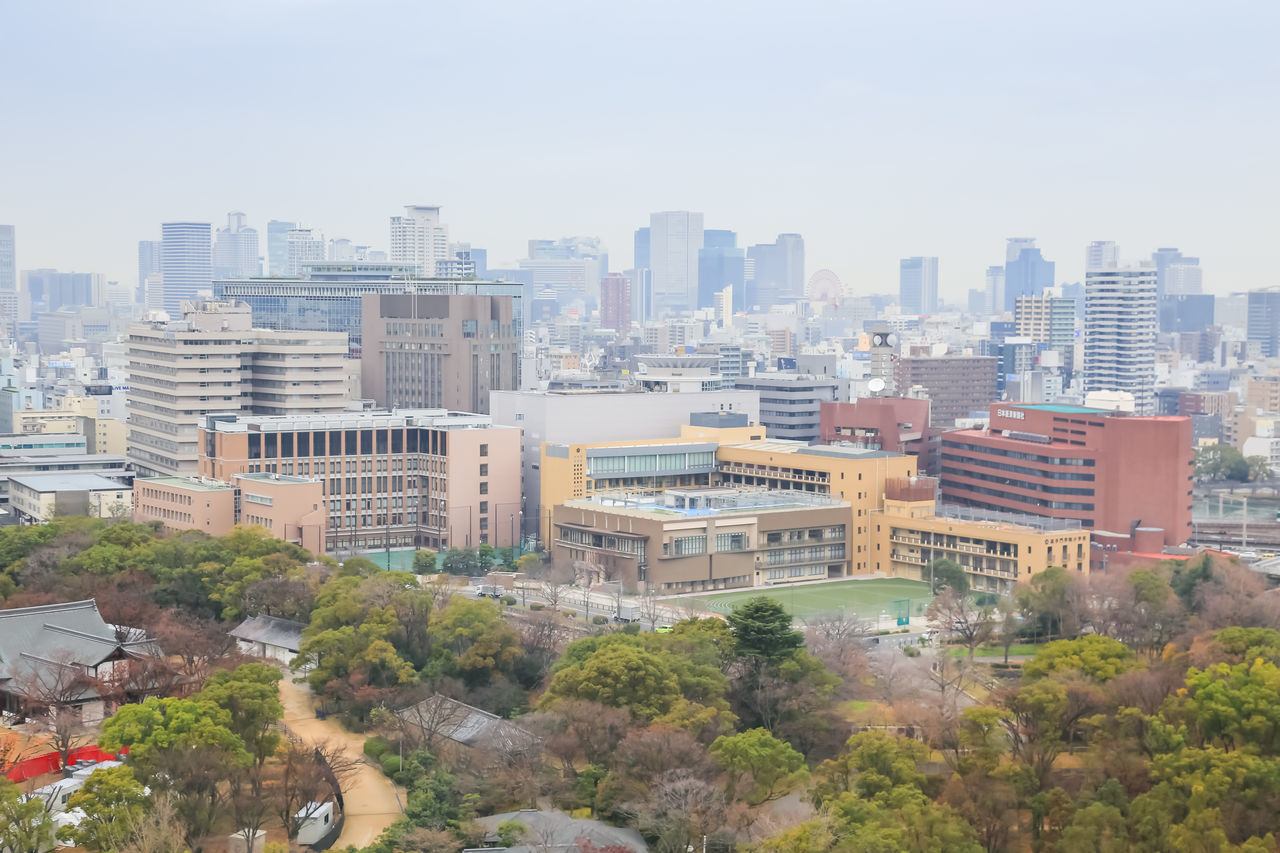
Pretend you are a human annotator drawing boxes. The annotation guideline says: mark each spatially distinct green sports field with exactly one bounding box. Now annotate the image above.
[675,577,933,623]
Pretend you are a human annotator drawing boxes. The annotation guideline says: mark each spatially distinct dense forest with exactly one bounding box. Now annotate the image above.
[1,520,1280,852]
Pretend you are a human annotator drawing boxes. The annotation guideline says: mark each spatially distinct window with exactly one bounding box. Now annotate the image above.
[672,535,707,556]
[479,443,489,457]
[479,464,488,476]
[479,501,489,514]
[479,482,488,494]
[716,532,747,551]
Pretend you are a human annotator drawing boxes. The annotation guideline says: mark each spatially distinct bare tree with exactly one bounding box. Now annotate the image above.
[120,792,187,853]
[638,588,666,631]
[392,691,472,753]
[537,560,575,611]
[152,612,242,687]
[12,652,96,767]
[805,611,871,683]
[626,769,729,853]
[927,588,995,659]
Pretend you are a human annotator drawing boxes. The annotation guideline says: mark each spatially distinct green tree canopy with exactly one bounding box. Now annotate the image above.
[726,597,803,665]
[0,778,55,853]
[59,765,149,851]
[1023,635,1141,682]
[710,728,807,805]
[542,643,682,719]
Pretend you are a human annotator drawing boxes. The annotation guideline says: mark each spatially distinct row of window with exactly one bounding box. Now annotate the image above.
[245,428,462,459]
[939,466,1096,497]
[941,439,1096,467]
[766,565,829,580]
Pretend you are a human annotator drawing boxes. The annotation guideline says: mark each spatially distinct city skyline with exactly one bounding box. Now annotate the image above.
[3,1,1277,298]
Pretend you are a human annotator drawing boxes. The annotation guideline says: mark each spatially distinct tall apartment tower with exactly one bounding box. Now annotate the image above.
[1084,265,1158,414]
[1247,288,1280,358]
[1152,248,1201,299]
[285,228,325,275]
[360,292,519,414]
[213,212,260,280]
[390,205,449,276]
[776,233,806,299]
[266,220,296,276]
[159,222,212,316]
[125,301,348,477]
[0,225,14,338]
[649,211,703,316]
[1085,241,1119,271]
[984,265,1005,314]
[899,256,939,314]
[137,240,162,304]
[1015,289,1076,374]
[600,273,631,336]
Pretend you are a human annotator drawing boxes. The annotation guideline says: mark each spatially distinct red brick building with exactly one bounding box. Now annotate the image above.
[939,403,1192,546]
[819,397,941,474]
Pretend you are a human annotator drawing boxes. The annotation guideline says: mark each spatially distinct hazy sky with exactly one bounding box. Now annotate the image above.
[3,1,1277,299]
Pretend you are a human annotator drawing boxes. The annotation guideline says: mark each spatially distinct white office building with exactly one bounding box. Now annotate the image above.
[285,228,325,275]
[1085,240,1119,271]
[649,211,704,316]
[390,205,448,276]
[159,222,212,316]
[213,212,260,280]
[1084,264,1157,415]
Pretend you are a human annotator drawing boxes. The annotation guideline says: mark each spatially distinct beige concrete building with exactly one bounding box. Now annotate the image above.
[541,423,915,574]
[551,488,852,593]
[198,408,520,552]
[133,473,326,554]
[360,293,519,415]
[870,478,1090,594]
[125,301,349,478]
[10,473,132,523]
[3,394,127,457]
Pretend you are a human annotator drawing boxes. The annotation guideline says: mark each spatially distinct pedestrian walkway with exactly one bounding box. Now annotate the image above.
[278,678,404,849]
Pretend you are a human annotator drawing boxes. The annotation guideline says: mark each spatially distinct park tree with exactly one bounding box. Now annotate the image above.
[1022,635,1141,683]
[428,597,522,685]
[413,548,439,574]
[1195,443,1250,482]
[99,697,251,841]
[726,597,803,666]
[59,765,149,852]
[1015,565,1087,640]
[1248,455,1274,482]
[542,644,682,719]
[927,587,995,659]
[709,727,807,805]
[197,663,283,777]
[0,779,55,853]
[928,557,970,595]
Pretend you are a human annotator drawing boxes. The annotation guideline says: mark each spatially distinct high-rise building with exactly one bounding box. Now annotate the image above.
[898,256,939,314]
[0,226,15,336]
[734,374,840,443]
[1015,290,1076,371]
[216,263,524,359]
[1152,247,1200,299]
[894,355,999,426]
[1004,241,1055,311]
[213,212,260,280]
[125,301,349,478]
[517,239,605,306]
[1006,238,1037,264]
[0,226,15,294]
[137,240,162,304]
[777,234,805,299]
[21,270,103,313]
[159,222,212,316]
[649,211,703,316]
[940,403,1192,546]
[360,292,519,414]
[1247,287,1280,358]
[1085,241,1119,271]
[1083,265,1158,415]
[285,228,325,275]
[984,265,1005,314]
[697,231,745,310]
[266,220,296,276]
[600,273,631,336]
[633,227,650,270]
[390,205,449,276]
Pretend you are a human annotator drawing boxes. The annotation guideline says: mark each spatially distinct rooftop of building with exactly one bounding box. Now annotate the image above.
[567,487,848,520]
[234,472,319,485]
[8,473,130,493]
[0,452,126,465]
[204,408,506,433]
[135,476,234,492]
[725,439,900,460]
[1008,403,1111,414]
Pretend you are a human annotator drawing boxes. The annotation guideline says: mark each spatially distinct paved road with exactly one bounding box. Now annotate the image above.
[279,678,403,849]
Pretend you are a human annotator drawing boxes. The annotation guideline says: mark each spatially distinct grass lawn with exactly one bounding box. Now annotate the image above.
[674,577,932,622]
[948,644,1040,659]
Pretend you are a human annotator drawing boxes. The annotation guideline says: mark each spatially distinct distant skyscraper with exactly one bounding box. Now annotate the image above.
[285,228,325,275]
[984,265,1005,313]
[137,240,162,304]
[0,226,15,336]
[390,205,448,275]
[634,227,650,270]
[213,212,260,280]
[1006,238,1037,264]
[600,273,631,336]
[1004,240,1055,311]
[1151,248,1198,300]
[776,233,805,298]
[266,220,296,276]
[648,211,703,316]
[159,222,212,315]
[1247,288,1280,358]
[1086,241,1119,271]
[898,256,939,314]
[1084,265,1158,414]
[697,231,745,309]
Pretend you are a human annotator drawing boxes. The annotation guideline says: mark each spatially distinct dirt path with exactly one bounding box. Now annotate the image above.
[279,678,403,850]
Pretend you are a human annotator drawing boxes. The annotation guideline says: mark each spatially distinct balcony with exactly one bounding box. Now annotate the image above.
[890,551,926,565]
